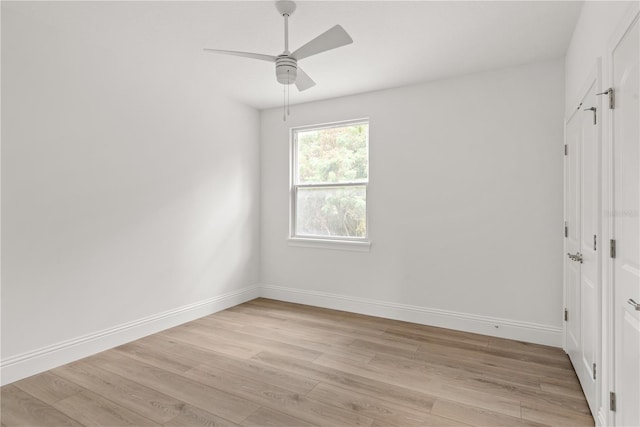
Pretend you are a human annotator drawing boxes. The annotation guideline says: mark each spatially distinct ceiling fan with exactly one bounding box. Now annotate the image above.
[204,0,353,114]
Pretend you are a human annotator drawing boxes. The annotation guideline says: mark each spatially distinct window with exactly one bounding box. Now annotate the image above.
[290,120,369,246]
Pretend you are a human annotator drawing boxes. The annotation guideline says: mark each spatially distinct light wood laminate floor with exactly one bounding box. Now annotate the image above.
[2,298,593,426]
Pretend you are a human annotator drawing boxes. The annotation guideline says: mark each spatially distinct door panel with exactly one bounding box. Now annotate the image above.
[579,81,599,411]
[564,76,599,414]
[612,12,640,427]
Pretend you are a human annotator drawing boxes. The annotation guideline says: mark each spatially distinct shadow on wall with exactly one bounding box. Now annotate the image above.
[2,148,259,357]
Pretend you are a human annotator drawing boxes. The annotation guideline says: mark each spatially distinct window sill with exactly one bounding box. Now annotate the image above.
[287,237,371,252]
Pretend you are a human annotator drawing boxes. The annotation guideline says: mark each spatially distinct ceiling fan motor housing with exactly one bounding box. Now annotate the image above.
[276,55,297,85]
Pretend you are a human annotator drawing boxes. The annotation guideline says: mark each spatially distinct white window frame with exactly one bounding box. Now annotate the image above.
[289,119,370,251]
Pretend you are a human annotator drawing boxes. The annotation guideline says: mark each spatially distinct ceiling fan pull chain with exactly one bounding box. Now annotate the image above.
[283,80,286,121]
[287,71,291,116]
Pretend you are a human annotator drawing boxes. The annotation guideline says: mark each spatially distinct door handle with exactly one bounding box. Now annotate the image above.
[583,107,597,125]
[567,252,583,263]
[628,299,640,311]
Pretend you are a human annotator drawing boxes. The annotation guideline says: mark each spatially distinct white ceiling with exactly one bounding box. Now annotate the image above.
[6,1,583,110]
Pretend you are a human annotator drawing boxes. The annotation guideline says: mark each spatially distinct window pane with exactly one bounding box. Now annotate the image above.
[295,186,366,238]
[296,123,368,184]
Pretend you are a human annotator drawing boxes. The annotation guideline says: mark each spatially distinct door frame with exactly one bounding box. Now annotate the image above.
[563,60,602,420]
[602,4,640,426]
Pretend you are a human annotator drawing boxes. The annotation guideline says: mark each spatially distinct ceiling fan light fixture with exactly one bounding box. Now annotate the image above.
[276,55,298,85]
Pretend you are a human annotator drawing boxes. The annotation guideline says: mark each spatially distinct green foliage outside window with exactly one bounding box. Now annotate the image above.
[294,123,368,238]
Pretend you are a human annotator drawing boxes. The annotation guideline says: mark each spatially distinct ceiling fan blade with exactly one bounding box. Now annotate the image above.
[203,48,277,62]
[295,67,316,91]
[291,25,353,61]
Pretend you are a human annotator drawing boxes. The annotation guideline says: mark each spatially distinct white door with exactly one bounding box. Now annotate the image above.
[611,10,640,427]
[565,76,600,414]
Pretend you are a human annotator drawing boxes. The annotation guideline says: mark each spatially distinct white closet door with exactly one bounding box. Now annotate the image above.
[564,74,600,414]
[611,10,640,427]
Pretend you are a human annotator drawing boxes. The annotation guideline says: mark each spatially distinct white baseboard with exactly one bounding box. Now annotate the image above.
[260,284,563,347]
[1,283,564,386]
[0,285,260,386]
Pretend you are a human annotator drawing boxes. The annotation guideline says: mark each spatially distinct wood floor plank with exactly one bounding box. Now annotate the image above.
[521,399,595,427]
[307,382,462,427]
[53,360,185,423]
[414,340,578,380]
[158,326,262,360]
[12,371,83,405]
[209,308,381,359]
[374,347,540,398]
[0,385,83,427]
[369,421,469,427]
[539,380,585,399]
[240,407,317,427]
[348,337,419,357]
[196,315,375,364]
[114,334,201,373]
[165,342,319,394]
[487,336,568,361]
[185,364,374,427]
[431,399,546,427]
[211,307,292,330]
[213,305,387,349]
[383,325,491,349]
[52,389,161,426]
[252,351,437,414]
[435,371,592,417]
[113,333,320,397]
[172,320,323,362]
[163,404,241,427]
[423,380,522,418]
[0,299,592,427]
[86,351,261,423]
[314,352,522,419]
[313,353,439,395]
[370,349,543,390]
[235,302,388,338]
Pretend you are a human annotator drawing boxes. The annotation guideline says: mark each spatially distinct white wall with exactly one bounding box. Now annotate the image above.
[261,59,565,345]
[565,1,635,110]
[1,4,260,383]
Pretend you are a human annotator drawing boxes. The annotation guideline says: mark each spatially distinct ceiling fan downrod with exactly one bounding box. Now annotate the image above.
[275,1,298,87]
[277,0,297,121]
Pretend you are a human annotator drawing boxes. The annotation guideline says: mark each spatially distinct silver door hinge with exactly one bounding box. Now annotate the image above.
[610,239,617,258]
[610,391,616,411]
[594,235,597,251]
[564,222,568,238]
[564,144,568,156]
[597,88,615,109]
[564,308,568,322]
[593,363,596,380]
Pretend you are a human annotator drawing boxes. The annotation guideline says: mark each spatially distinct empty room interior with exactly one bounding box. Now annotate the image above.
[1,1,639,426]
